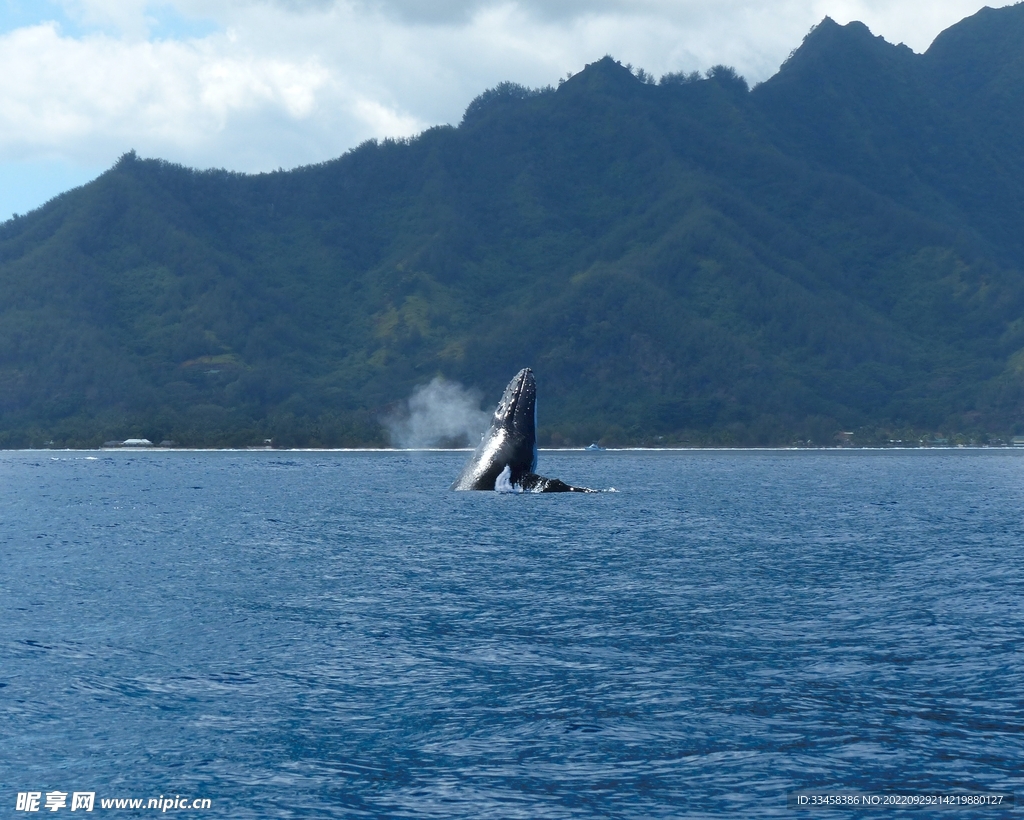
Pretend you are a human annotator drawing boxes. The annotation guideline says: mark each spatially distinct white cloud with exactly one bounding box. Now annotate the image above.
[56,0,153,38]
[0,19,360,170]
[0,0,1012,215]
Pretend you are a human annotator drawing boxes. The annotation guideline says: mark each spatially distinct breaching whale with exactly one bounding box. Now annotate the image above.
[451,368,593,492]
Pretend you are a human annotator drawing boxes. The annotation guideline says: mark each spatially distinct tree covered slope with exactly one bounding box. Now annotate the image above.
[3,4,1024,447]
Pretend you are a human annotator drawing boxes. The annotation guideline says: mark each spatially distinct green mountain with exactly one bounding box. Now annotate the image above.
[4,5,1024,448]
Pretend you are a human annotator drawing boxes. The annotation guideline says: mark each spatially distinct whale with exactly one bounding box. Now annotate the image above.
[451,367,593,492]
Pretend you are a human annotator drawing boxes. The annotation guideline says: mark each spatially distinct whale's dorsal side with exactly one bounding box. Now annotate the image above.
[518,473,594,493]
[451,368,593,493]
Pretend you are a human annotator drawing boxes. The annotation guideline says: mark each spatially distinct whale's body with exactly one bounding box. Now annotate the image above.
[451,368,591,492]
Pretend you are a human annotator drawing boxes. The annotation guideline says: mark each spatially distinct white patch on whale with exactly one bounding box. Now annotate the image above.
[494,463,518,493]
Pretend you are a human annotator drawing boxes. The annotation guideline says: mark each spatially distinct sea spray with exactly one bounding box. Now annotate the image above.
[494,464,519,493]
[385,377,490,448]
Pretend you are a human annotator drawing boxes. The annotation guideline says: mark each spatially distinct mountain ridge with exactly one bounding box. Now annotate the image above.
[3,5,1024,447]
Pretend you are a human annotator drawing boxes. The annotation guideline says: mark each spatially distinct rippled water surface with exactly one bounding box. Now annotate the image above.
[2,449,1023,817]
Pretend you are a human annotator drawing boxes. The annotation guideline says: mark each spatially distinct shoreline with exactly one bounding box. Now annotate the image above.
[5,445,1024,453]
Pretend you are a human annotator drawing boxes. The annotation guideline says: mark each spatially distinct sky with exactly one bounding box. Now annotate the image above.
[0,0,1007,220]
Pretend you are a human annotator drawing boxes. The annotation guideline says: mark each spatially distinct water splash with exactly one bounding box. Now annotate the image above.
[385,377,490,448]
[494,464,519,493]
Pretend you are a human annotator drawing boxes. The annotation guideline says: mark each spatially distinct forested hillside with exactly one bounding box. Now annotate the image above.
[3,4,1024,447]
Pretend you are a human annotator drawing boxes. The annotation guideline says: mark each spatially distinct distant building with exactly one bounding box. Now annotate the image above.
[1012,437,1024,447]
[122,438,153,447]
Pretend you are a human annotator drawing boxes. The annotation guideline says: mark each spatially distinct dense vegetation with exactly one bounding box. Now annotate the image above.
[4,5,1024,447]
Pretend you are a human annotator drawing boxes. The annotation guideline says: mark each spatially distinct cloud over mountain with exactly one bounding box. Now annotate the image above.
[0,0,1008,218]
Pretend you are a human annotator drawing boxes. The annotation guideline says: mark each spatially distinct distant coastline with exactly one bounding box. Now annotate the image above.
[7,444,1024,453]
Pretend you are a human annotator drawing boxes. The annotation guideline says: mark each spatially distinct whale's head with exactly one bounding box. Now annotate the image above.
[450,367,538,490]
[492,367,536,450]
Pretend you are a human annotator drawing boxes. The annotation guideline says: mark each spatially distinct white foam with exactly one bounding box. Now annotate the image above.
[494,464,519,493]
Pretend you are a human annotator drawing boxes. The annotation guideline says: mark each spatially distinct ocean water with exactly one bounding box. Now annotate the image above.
[1,449,1022,817]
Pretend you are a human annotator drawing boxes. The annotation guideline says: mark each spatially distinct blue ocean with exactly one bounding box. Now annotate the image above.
[2,449,1022,817]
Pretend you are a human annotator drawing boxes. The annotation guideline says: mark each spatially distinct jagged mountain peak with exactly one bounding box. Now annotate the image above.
[926,3,1024,62]
[559,55,646,95]
[923,3,1024,97]
[765,15,916,90]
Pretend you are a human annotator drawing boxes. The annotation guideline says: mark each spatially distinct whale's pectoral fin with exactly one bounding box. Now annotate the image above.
[518,473,595,493]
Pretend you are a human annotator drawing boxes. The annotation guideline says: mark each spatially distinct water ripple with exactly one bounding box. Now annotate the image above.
[2,450,1023,817]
